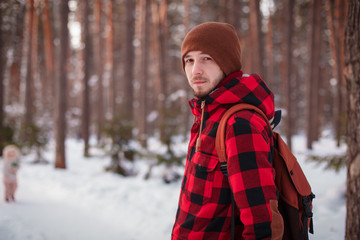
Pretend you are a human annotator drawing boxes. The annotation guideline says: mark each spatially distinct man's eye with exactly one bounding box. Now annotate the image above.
[204,57,212,61]
[184,59,193,63]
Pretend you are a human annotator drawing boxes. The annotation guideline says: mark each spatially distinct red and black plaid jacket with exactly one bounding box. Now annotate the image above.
[172,71,279,240]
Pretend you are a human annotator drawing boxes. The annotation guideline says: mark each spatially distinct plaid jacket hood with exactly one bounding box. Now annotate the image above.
[172,71,280,239]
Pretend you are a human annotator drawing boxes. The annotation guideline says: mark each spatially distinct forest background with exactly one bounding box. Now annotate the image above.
[1,0,359,238]
[0,0,347,170]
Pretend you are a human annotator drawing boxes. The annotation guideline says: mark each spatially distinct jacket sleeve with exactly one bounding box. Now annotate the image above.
[225,112,278,239]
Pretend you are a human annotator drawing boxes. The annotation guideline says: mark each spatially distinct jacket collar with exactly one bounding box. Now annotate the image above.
[189,71,275,120]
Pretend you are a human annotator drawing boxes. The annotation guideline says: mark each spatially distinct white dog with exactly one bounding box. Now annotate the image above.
[2,145,20,202]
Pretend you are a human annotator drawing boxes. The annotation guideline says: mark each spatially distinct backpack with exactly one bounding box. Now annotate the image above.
[215,103,315,240]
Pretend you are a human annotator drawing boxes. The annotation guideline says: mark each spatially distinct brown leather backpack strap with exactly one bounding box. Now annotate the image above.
[215,103,273,162]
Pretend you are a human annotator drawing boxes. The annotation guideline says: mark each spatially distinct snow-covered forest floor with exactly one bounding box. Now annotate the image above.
[0,134,347,240]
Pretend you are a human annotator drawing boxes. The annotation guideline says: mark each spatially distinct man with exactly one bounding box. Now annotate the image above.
[171,22,283,239]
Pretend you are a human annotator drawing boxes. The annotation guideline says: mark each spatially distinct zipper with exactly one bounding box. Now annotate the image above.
[195,100,206,152]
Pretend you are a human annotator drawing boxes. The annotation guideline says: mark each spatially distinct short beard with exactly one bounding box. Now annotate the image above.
[193,90,207,98]
[189,76,203,98]
[190,74,224,98]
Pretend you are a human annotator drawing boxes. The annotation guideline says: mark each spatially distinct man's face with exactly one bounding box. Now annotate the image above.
[184,51,225,98]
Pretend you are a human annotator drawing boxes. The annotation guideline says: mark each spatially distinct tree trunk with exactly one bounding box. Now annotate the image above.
[306,0,322,149]
[182,0,192,137]
[248,0,264,76]
[232,0,242,33]
[284,0,295,150]
[138,0,150,146]
[326,0,347,147]
[73,1,84,124]
[105,0,114,117]
[183,0,190,32]
[123,0,135,125]
[31,0,39,108]
[42,0,55,112]
[55,0,69,169]
[0,3,4,151]
[24,0,35,126]
[265,10,274,89]
[200,0,208,22]
[227,0,235,25]
[82,0,91,157]
[157,0,168,144]
[219,0,227,22]
[151,0,161,134]
[9,3,25,104]
[94,0,104,143]
[345,1,360,238]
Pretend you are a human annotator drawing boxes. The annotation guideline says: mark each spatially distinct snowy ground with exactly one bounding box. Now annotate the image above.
[0,135,347,240]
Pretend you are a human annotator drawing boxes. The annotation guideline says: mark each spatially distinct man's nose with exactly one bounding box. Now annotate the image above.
[192,61,203,75]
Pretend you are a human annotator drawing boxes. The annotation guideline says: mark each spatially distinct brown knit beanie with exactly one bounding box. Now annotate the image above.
[181,22,242,76]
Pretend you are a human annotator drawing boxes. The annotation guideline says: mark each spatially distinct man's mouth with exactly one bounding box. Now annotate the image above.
[193,81,206,85]
[192,77,207,85]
